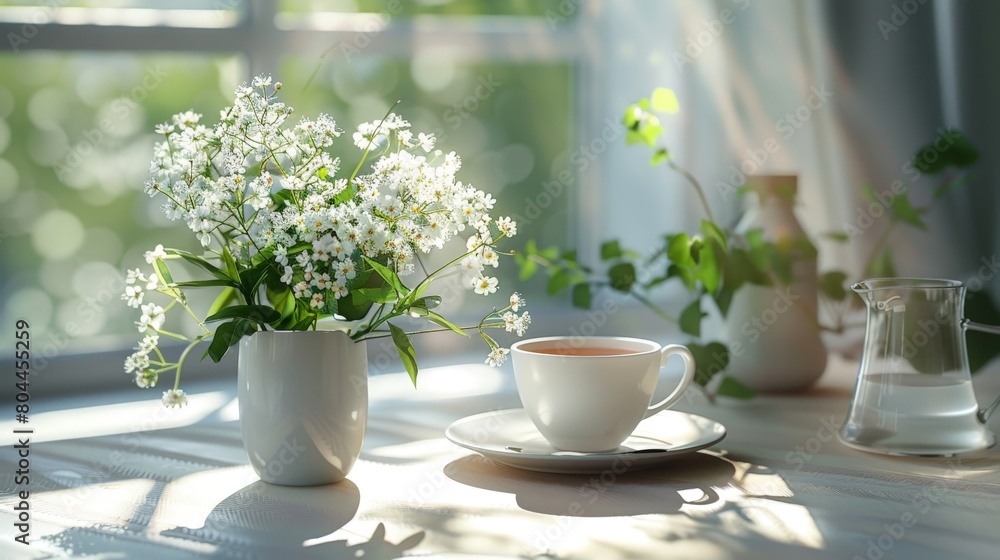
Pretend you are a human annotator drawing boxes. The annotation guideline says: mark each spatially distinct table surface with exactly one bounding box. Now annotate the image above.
[2,355,1000,560]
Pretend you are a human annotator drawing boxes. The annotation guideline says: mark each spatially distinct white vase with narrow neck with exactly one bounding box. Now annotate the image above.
[238,330,367,486]
[724,175,827,392]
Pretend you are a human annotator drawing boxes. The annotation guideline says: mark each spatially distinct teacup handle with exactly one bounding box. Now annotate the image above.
[643,344,696,419]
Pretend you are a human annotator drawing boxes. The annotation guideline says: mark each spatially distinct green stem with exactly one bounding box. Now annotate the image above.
[668,160,717,225]
[154,328,190,341]
[629,290,678,323]
[173,334,210,392]
[358,323,506,341]
[349,100,402,183]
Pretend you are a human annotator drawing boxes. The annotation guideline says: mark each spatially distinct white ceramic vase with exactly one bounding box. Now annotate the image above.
[238,330,367,486]
[725,175,827,392]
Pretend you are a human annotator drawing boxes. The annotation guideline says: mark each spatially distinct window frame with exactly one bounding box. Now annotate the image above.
[0,0,619,399]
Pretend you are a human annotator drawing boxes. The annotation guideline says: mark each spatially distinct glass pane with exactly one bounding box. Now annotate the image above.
[278,56,574,318]
[0,53,240,344]
[0,1,245,27]
[279,0,568,18]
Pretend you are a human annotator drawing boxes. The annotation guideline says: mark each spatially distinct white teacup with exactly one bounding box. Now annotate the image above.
[510,336,696,452]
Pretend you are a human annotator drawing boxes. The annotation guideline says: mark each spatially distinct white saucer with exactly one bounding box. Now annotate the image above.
[445,409,726,474]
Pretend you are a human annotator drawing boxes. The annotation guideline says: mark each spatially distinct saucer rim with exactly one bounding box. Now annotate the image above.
[445,408,727,465]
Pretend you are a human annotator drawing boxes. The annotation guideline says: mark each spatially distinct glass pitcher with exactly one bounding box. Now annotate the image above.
[839,278,1000,456]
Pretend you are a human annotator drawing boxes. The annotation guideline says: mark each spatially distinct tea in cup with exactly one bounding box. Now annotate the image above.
[510,336,696,452]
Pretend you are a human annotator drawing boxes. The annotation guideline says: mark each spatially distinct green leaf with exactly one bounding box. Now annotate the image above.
[700,220,728,252]
[518,258,539,281]
[221,245,240,282]
[389,323,419,387]
[406,296,443,317]
[205,319,252,363]
[667,233,696,268]
[639,123,664,147]
[716,375,755,399]
[889,192,927,230]
[290,311,317,331]
[362,256,409,296]
[600,240,623,261]
[695,238,724,294]
[679,298,705,337]
[608,262,636,292]
[425,311,468,337]
[205,304,280,325]
[208,287,238,318]
[650,148,670,167]
[571,282,592,309]
[355,285,398,304]
[651,87,680,114]
[250,244,276,267]
[265,285,295,323]
[154,259,173,284]
[820,271,849,302]
[824,232,850,243]
[323,296,339,317]
[686,342,730,387]
[166,249,231,282]
[538,246,559,261]
[239,261,272,297]
[947,130,979,167]
[667,263,696,291]
[914,128,979,173]
[869,250,896,278]
[547,269,573,295]
[933,172,973,199]
[270,189,297,210]
[173,279,240,288]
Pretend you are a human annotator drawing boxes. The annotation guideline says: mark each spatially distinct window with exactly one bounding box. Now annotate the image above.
[0,0,581,392]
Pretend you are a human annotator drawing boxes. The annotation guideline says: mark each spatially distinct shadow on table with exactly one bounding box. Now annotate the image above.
[159,479,423,559]
[444,451,736,517]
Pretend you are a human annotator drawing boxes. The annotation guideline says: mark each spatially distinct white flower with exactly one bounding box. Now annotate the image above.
[417,132,435,152]
[124,351,149,374]
[122,284,145,308]
[501,311,531,336]
[458,255,484,279]
[496,216,517,237]
[310,293,325,309]
[138,334,159,353]
[172,111,202,129]
[509,292,525,312]
[162,389,188,408]
[486,347,510,367]
[135,370,157,388]
[331,283,349,299]
[280,266,294,284]
[144,244,168,264]
[473,276,499,296]
[481,247,499,268]
[274,244,289,266]
[137,302,166,332]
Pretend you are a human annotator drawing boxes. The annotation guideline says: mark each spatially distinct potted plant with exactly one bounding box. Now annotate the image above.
[122,75,530,485]
[519,87,986,399]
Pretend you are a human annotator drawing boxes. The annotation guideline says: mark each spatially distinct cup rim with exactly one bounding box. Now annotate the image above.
[510,336,660,357]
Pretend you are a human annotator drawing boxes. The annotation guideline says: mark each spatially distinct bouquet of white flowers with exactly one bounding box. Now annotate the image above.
[123,75,529,407]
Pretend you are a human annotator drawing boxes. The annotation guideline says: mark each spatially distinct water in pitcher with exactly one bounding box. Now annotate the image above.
[844,372,992,455]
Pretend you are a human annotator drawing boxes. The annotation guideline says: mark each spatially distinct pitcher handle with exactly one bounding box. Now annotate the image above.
[962,319,1000,423]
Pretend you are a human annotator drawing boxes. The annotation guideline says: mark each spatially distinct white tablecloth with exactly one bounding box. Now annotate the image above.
[2,356,1000,559]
